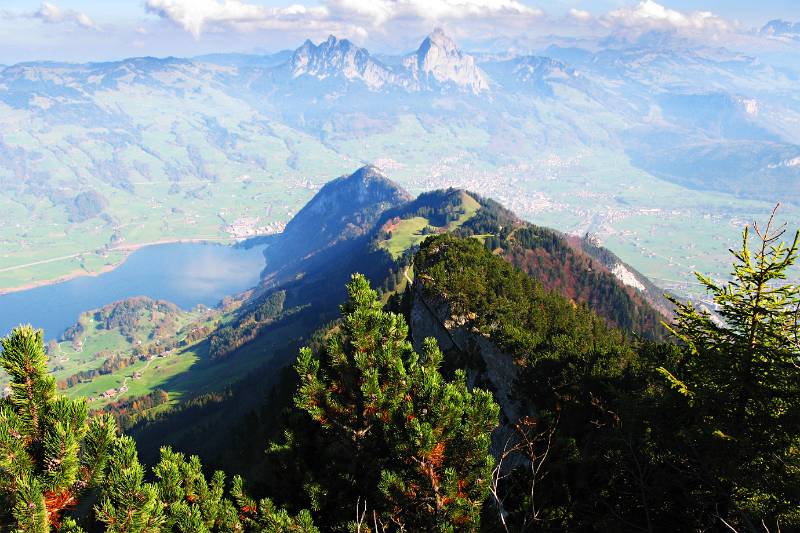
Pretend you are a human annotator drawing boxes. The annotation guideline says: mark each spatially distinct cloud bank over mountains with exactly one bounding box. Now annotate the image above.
[144,0,544,41]
[560,0,739,45]
[0,1,797,63]
[142,0,741,42]
[144,0,331,39]
[603,0,731,33]
[140,0,791,55]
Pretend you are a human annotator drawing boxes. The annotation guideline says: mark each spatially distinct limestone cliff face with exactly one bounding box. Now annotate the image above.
[287,29,490,94]
[402,28,490,94]
[289,36,401,90]
[409,278,521,458]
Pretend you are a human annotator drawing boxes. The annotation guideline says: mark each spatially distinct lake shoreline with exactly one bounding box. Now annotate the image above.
[0,239,270,343]
[0,237,239,296]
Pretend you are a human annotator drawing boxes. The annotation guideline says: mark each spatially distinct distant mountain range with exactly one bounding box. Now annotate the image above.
[1,27,799,298]
[3,27,797,195]
[269,28,490,93]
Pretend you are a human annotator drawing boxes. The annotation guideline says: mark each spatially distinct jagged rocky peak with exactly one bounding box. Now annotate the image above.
[422,27,459,55]
[403,28,490,93]
[289,35,396,89]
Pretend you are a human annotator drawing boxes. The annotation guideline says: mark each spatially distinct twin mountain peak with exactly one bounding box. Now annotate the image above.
[290,28,490,93]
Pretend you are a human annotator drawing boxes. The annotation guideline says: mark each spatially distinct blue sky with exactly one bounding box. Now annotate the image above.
[0,1,797,63]
[3,1,797,21]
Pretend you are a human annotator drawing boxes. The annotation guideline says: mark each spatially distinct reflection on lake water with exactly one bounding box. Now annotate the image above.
[0,242,266,340]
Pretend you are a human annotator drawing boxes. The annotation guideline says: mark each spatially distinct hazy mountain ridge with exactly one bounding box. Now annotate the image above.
[287,36,401,90]
[2,27,796,200]
[479,55,586,97]
[234,28,491,93]
[1,27,799,298]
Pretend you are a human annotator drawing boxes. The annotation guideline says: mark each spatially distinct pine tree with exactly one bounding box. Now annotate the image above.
[0,325,117,532]
[0,324,315,532]
[293,273,499,530]
[95,438,317,532]
[94,436,165,532]
[661,211,800,528]
[230,475,318,532]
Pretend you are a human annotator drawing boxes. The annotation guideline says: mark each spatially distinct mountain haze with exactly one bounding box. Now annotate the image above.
[0,27,799,302]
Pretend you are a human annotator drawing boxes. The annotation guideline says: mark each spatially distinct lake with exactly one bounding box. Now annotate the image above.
[0,242,267,340]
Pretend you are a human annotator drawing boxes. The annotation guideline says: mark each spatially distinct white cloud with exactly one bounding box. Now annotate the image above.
[602,0,730,34]
[35,2,63,23]
[36,1,96,28]
[2,2,97,29]
[145,0,354,39]
[568,8,592,23]
[340,0,542,22]
[75,12,95,29]
[145,0,542,39]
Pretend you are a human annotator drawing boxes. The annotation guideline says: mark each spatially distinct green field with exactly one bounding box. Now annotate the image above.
[2,94,797,306]
[30,301,210,404]
[0,54,797,309]
[0,290,310,431]
[380,217,430,258]
[1,299,201,405]
[378,191,481,259]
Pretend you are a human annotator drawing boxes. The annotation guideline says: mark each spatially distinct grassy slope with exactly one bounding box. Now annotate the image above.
[0,291,310,424]
[378,191,481,259]
[381,217,429,258]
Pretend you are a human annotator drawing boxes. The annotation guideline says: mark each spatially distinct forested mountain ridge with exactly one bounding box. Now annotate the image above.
[449,194,671,336]
[406,230,799,529]
[257,167,667,338]
[29,165,665,468]
[1,165,798,530]
[109,168,666,463]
